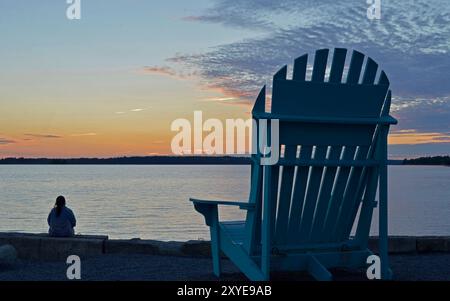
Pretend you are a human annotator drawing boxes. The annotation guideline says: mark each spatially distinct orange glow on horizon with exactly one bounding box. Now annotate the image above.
[388,131,450,145]
[2,128,450,158]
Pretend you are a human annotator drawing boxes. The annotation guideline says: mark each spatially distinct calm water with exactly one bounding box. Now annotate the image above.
[0,165,449,240]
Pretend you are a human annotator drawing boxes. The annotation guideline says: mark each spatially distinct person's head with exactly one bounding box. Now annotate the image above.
[55,195,66,216]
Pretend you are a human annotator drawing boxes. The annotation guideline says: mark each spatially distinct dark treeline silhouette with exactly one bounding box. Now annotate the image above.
[1,155,448,165]
[0,156,252,165]
[403,156,450,166]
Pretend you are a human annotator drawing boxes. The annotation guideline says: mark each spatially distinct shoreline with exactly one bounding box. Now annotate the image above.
[1,232,449,262]
[0,156,448,166]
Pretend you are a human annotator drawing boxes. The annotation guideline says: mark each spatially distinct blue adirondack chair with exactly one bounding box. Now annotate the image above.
[190,48,397,280]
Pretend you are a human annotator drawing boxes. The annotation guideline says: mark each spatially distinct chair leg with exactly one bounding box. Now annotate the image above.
[210,221,221,277]
[218,228,267,281]
[379,157,392,280]
[307,255,332,281]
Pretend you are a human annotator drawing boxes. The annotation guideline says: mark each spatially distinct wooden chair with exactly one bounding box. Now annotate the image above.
[191,48,397,280]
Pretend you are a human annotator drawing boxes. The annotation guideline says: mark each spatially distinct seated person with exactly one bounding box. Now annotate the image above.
[47,195,77,237]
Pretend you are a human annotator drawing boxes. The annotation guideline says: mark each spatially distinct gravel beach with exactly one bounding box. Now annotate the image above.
[0,253,449,281]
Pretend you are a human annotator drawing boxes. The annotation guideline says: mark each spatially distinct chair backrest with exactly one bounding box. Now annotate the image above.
[244,48,392,252]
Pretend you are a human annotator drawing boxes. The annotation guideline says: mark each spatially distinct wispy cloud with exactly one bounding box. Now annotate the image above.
[199,95,254,107]
[166,0,450,140]
[114,107,151,115]
[391,97,450,134]
[141,66,178,77]
[0,138,15,145]
[200,97,237,102]
[70,133,97,137]
[140,66,197,79]
[115,108,150,115]
[24,133,62,139]
[139,65,198,80]
[172,0,450,101]
[391,129,417,134]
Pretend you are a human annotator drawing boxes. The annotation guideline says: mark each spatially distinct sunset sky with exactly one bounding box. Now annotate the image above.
[0,0,449,159]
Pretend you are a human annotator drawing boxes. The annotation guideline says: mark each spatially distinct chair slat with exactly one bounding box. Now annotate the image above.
[244,162,263,254]
[382,90,392,116]
[342,171,372,240]
[361,58,378,84]
[252,86,266,114]
[351,91,392,241]
[334,146,370,240]
[309,146,342,242]
[311,49,329,82]
[346,50,364,84]
[274,65,288,80]
[293,54,308,81]
[328,48,347,83]
[269,164,280,244]
[320,146,357,241]
[275,146,297,244]
[353,164,380,245]
[287,146,313,243]
[378,71,389,86]
[298,146,328,242]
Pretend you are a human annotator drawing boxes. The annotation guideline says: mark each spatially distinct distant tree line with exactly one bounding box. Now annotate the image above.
[0,156,252,165]
[403,156,450,166]
[1,155,448,166]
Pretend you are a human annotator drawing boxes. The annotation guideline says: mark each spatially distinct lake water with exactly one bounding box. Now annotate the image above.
[0,165,449,240]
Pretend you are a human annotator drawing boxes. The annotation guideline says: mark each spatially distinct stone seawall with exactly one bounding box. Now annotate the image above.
[0,232,449,261]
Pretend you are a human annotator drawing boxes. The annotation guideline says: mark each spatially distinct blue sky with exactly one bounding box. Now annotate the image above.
[0,0,449,158]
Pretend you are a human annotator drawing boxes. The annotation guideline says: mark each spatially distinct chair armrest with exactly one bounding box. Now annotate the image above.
[190,198,255,210]
[190,198,254,227]
[387,115,398,125]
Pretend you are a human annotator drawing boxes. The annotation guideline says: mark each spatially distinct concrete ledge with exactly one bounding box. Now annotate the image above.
[417,236,450,253]
[180,240,211,257]
[0,232,108,260]
[39,236,104,261]
[1,232,450,261]
[104,239,161,256]
[368,236,418,254]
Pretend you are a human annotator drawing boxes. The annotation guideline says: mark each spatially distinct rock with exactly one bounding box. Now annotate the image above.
[0,235,42,260]
[0,244,18,266]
